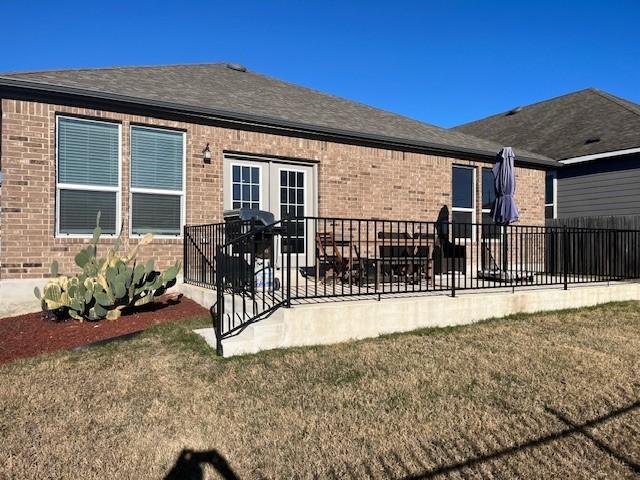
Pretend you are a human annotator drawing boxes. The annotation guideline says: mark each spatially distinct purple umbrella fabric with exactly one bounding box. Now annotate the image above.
[492,147,520,226]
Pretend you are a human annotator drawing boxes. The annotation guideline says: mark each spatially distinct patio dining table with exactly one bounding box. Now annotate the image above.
[369,231,434,288]
[372,253,433,290]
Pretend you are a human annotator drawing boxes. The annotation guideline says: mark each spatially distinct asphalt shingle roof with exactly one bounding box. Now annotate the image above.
[454,88,640,161]
[0,63,555,166]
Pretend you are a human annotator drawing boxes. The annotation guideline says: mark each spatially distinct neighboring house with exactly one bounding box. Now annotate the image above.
[454,88,640,220]
[0,63,555,307]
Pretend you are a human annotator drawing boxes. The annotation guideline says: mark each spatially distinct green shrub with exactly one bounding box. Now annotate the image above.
[34,214,180,321]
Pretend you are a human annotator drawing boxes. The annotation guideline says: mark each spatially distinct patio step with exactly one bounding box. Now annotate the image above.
[218,309,286,357]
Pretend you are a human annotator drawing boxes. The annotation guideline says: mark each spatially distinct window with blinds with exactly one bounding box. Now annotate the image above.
[56,116,120,235]
[130,126,184,236]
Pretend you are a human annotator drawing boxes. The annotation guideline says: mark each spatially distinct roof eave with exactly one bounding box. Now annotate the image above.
[0,76,557,168]
[559,146,640,165]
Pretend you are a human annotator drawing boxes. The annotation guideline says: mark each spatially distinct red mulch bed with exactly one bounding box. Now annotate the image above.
[0,296,208,364]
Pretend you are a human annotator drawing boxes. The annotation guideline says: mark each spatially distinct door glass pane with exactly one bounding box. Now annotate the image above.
[280,169,305,253]
[231,164,260,210]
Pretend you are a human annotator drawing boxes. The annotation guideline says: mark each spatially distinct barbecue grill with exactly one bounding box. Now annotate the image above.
[220,208,281,291]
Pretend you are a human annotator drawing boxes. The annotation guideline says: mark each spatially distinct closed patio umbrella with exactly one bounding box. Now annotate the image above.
[492,147,519,279]
[492,147,519,226]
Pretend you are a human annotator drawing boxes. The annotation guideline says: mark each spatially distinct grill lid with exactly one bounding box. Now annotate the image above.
[223,208,275,227]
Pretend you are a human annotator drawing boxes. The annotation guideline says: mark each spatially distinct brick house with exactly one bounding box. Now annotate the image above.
[0,63,557,315]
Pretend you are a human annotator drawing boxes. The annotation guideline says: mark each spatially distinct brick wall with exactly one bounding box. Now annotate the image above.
[0,98,545,280]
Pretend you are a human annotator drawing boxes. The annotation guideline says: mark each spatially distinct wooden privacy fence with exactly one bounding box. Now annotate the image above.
[546,216,640,278]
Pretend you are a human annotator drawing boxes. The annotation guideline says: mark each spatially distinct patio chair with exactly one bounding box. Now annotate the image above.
[315,231,361,284]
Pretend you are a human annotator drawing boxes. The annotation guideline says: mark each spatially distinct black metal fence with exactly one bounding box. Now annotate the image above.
[184,217,640,351]
[183,219,258,288]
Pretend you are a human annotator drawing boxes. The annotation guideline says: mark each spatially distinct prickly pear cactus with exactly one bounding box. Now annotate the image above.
[35,213,180,321]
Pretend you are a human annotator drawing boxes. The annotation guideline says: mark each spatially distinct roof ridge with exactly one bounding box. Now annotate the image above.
[590,89,640,118]
[1,62,228,76]
[455,87,597,128]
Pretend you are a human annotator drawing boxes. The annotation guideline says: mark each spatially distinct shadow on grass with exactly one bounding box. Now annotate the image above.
[161,400,639,480]
[395,399,640,479]
[164,449,240,480]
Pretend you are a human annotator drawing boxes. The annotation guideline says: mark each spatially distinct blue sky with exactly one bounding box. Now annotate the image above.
[1,0,638,127]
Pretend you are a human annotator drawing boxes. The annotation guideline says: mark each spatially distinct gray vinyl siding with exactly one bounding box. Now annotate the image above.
[557,154,640,218]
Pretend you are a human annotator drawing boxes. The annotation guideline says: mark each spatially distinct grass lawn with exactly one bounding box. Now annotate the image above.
[1,302,639,479]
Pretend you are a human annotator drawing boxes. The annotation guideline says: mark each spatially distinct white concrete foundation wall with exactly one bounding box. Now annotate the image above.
[0,278,48,318]
[176,281,216,310]
[212,282,640,357]
[1,275,186,319]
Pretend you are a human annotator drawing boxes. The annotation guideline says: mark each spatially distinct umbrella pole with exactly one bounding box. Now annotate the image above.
[502,226,508,278]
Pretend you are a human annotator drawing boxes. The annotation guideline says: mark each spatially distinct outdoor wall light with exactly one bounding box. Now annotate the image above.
[203,143,212,164]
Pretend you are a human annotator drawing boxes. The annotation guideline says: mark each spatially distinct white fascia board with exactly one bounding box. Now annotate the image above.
[560,146,640,165]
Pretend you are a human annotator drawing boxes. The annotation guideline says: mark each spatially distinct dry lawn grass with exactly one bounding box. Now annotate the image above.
[1,301,639,479]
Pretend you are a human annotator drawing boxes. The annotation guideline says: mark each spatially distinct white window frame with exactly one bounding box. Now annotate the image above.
[129,125,186,239]
[230,162,265,211]
[55,115,122,238]
[545,171,557,219]
[451,165,476,241]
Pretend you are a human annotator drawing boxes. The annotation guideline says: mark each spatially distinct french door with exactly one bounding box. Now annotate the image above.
[223,156,316,266]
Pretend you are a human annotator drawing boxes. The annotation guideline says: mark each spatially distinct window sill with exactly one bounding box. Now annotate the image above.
[129,235,183,242]
[55,234,119,240]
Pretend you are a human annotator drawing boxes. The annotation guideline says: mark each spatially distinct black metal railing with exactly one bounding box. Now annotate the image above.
[183,219,259,288]
[184,217,640,351]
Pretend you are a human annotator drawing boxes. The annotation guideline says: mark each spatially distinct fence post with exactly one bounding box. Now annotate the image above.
[183,225,188,283]
[286,218,292,308]
[563,227,569,290]
[214,245,224,355]
[451,220,456,298]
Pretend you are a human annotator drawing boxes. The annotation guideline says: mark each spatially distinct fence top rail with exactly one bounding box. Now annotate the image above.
[185,217,640,234]
[185,222,226,229]
[304,216,640,233]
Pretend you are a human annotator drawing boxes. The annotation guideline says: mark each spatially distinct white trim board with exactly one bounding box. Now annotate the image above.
[560,146,640,165]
